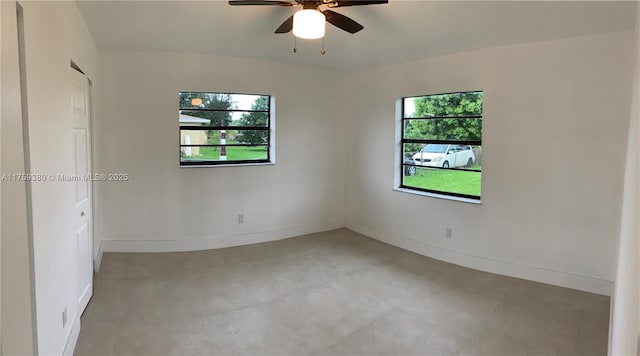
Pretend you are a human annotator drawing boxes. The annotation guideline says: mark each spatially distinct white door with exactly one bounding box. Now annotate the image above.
[71,68,93,313]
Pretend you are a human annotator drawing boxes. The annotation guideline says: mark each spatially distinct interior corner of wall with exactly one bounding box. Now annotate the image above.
[94,240,104,272]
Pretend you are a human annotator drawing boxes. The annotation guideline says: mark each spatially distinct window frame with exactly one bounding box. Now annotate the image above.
[399,90,483,201]
[178,92,274,167]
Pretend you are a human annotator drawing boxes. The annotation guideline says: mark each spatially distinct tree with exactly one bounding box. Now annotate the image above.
[180,93,233,149]
[236,96,269,145]
[179,92,233,127]
[404,92,482,154]
[413,92,482,118]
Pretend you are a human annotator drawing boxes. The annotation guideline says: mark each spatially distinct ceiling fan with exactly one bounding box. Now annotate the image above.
[228,0,388,39]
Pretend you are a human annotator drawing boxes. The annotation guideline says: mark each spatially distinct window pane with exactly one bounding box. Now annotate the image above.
[180,129,268,145]
[403,118,482,141]
[403,92,483,118]
[228,94,269,111]
[179,93,234,110]
[180,130,211,145]
[181,146,268,162]
[179,92,269,111]
[228,111,269,126]
[400,91,482,199]
[403,143,481,171]
[180,110,269,127]
[178,91,272,166]
[402,167,481,197]
[179,110,229,126]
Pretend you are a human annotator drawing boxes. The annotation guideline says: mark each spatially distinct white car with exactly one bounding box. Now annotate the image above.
[412,144,476,168]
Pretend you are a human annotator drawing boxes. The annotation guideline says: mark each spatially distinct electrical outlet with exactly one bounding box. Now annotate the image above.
[238,213,244,224]
[445,228,452,238]
[62,308,67,328]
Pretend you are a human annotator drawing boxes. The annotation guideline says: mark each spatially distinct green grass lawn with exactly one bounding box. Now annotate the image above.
[404,167,481,197]
[182,146,267,162]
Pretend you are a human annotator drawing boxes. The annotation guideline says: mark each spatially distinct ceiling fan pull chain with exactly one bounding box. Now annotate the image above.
[293,36,298,53]
[321,36,326,55]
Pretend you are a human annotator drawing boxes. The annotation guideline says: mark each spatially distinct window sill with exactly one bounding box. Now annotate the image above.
[393,187,481,204]
[180,161,275,168]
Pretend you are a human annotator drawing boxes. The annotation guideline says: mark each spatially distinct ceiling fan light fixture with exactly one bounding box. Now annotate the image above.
[293,9,325,39]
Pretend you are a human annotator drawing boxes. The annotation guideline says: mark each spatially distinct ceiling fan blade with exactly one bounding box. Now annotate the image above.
[274,15,294,33]
[323,9,364,34]
[229,0,294,6]
[331,0,388,7]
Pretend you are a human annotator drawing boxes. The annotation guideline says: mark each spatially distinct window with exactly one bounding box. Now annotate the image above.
[179,92,273,166]
[400,91,483,200]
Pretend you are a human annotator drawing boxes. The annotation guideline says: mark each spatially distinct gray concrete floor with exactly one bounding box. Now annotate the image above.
[75,229,609,355]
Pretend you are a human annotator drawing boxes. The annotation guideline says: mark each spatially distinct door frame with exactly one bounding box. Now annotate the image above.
[70,63,94,313]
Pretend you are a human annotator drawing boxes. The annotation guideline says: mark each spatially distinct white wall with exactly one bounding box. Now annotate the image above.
[342,31,635,295]
[1,1,35,354]
[98,51,346,252]
[16,1,99,354]
[99,33,634,295]
[610,4,640,355]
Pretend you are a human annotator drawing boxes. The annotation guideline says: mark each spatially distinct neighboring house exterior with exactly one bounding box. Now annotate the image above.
[179,114,210,157]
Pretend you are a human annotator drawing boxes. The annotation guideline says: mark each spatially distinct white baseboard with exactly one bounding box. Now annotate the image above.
[62,314,81,356]
[94,240,104,272]
[102,220,345,253]
[100,217,611,295]
[346,219,613,296]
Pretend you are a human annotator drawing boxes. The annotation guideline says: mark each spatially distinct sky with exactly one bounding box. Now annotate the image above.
[230,94,262,121]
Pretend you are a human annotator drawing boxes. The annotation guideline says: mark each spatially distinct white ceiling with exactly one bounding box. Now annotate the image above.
[76,0,636,71]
